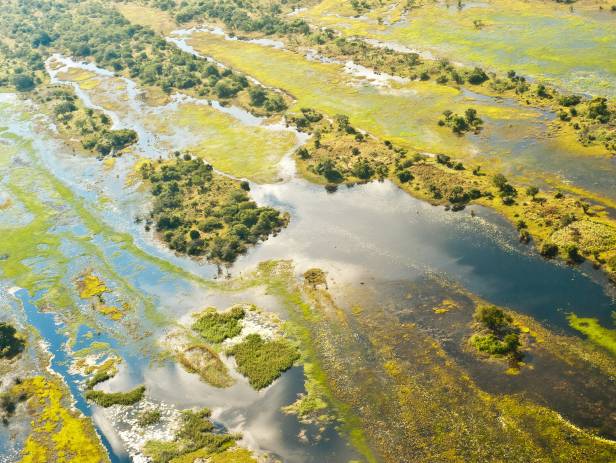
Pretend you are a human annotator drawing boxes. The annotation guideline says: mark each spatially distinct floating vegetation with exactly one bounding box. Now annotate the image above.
[568,314,616,357]
[282,365,332,425]
[84,358,119,390]
[85,385,146,407]
[192,305,245,344]
[78,273,108,299]
[143,408,240,463]
[138,409,162,427]
[77,273,127,321]
[227,334,300,390]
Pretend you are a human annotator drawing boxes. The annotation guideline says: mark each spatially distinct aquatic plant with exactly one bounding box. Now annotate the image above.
[177,343,234,388]
[78,273,108,299]
[13,376,110,462]
[143,407,239,463]
[84,385,145,407]
[227,334,300,390]
[568,314,616,357]
[138,409,162,427]
[192,305,245,343]
[84,358,118,389]
[303,268,328,288]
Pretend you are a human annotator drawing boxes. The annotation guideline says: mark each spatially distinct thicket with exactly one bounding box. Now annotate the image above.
[470,306,523,360]
[0,0,284,113]
[0,322,26,359]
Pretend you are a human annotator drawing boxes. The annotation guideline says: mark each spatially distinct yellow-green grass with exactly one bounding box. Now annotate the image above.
[300,0,616,97]
[116,3,178,35]
[187,33,540,159]
[568,314,616,357]
[56,68,100,90]
[148,103,297,183]
[14,376,110,463]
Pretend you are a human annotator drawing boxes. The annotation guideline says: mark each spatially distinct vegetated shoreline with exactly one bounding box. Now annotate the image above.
[220,260,616,463]
[3,0,613,282]
[133,0,616,158]
[122,10,615,281]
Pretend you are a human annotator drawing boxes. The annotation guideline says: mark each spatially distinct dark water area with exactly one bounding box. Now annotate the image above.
[244,179,616,333]
[345,277,616,439]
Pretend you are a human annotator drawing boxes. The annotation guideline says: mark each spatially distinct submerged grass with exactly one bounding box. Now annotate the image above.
[152,102,297,183]
[568,314,616,357]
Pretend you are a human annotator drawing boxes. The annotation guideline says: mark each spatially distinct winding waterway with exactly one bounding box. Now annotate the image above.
[1,47,615,460]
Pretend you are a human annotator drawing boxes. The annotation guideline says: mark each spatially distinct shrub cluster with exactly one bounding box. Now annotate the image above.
[470,305,523,360]
[0,322,26,359]
[140,156,289,264]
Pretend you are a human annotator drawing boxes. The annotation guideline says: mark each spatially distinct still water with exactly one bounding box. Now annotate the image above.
[1,79,615,462]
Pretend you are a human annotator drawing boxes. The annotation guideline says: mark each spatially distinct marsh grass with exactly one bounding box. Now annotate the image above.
[227,334,299,390]
[85,385,145,407]
[192,305,245,343]
[143,408,238,463]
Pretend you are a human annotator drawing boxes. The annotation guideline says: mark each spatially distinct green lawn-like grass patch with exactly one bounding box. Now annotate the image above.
[227,334,299,390]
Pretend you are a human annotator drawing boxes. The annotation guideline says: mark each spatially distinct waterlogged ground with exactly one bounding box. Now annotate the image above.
[0,96,358,462]
[300,0,616,97]
[1,4,616,460]
[182,31,616,206]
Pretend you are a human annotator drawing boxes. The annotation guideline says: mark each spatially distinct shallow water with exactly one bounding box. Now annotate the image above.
[303,0,616,97]
[182,30,616,204]
[1,63,615,462]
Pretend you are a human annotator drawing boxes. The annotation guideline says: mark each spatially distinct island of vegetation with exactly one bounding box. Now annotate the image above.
[85,385,146,408]
[139,154,289,264]
[192,304,245,343]
[0,322,26,360]
[143,407,256,463]
[469,305,524,363]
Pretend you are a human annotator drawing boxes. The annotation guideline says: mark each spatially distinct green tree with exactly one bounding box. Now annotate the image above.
[12,74,35,92]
